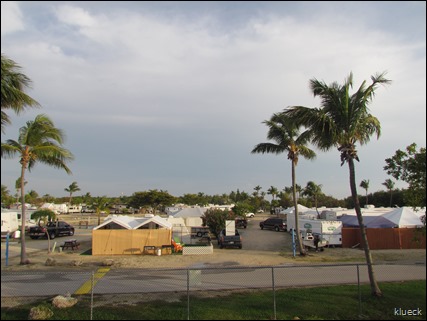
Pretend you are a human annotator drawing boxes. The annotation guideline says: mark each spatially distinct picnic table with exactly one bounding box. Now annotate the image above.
[61,239,80,251]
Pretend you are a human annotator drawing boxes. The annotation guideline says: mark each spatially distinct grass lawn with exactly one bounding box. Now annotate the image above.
[1,281,425,320]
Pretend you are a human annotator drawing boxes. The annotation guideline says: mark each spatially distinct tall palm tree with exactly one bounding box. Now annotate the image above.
[1,54,40,133]
[267,186,278,200]
[302,181,323,215]
[65,181,80,205]
[1,114,74,264]
[252,112,316,255]
[267,186,279,214]
[253,185,262,197]
[93,196,109,226]
[284,72,391,296]
[360,179,370,207]
[382,179,395,207]
[15,176,27,204]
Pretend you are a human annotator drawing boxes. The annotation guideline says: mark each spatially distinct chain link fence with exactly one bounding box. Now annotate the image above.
[1,263,426,320]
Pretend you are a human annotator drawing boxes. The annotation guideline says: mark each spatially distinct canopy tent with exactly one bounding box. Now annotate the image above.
[282,204,310,215]
[172,207,205,218]
[94,215,172,230]
[339,215,397,228]
[381,207,423,228]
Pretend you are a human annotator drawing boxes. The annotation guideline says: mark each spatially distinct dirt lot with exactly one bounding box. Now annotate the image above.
[1,214,425,271]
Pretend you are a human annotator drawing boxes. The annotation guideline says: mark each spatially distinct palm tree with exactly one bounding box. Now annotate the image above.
[1,114,74,264]
[1,54,40,133]
[284,72,391,296]
[267,186,278,200]
[382,179,395,207]
[65,181,80,205]
[93,196,109,226]
[14,176,27,204]
[360,179,370,207]
[251,112,316,255]
[253,185,262,197]
[302,181,323,215]
[267,186,279,211]
[31,209,56,253]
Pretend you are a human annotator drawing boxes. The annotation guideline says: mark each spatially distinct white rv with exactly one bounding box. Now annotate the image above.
[1,211,19,238]
[68,205,82,213]
[287,215,342,246]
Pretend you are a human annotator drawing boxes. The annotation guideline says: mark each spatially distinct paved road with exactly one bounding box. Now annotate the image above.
[2,263,425,297]
[2,214,425,298]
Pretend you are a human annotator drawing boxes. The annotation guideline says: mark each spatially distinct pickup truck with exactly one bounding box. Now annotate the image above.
[28,221,75,239]
[218,229,242,249]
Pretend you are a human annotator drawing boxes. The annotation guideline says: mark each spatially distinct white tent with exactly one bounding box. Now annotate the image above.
[172,207,205,218]
[94,215,172,230]
[381,207,423,228]
[282,204,310,215]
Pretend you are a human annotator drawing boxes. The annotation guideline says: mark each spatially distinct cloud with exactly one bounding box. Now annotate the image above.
[1,2,425,199]
[1,1,24,35]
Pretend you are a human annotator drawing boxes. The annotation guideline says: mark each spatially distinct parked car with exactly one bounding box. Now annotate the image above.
[259,218,287,232]
[28,221,75,239]
[235,218,248,229]
[218,229,242,249]
[245,212,255,218]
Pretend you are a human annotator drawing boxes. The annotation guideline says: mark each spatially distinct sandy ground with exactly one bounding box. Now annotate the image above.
[1,214,425,271]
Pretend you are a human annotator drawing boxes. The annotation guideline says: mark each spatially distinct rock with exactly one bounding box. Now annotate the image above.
[28,305,54,320]
[71,260,83,266]
[102,259,114,266]
[45,258,56,266]
[52,295,78,308]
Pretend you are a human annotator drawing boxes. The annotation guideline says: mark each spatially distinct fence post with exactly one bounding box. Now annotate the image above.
[5,232,9,266]
[187,269,190,320]
[357,264,361,317]
[292,229,296,257]
[90,271,94,321]
[272,267,277,320]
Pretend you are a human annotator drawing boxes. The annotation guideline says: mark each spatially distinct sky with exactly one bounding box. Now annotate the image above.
[1,1,426,201]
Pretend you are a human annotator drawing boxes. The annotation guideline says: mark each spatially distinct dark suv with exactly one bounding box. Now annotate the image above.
[259,218,287,232]
[235,218,247,229]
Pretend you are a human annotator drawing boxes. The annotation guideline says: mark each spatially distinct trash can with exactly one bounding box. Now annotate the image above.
[155,247,162,256]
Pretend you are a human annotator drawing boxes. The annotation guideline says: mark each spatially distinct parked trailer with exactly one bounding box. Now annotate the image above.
[1,211,19,238]
[287,215,342,246]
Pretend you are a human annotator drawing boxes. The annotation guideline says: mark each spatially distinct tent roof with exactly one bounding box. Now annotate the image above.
[93,215,172,230]
[282,204,309,214]
[133,215,172,229]
[173,207,205,218]
[339,215,396,228]
[382,207,423,228]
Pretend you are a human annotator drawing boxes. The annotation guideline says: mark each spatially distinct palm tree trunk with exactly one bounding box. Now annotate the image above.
[389,190,393,208]
[292,161,305,256]
[20,165,29,264]
[348,159,381,296]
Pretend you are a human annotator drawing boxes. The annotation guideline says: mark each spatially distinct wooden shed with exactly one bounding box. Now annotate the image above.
[92,215,172,255]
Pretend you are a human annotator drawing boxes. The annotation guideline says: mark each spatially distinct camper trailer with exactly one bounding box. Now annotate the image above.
[1,211,19,238]
[287,215,342,246]
[67,205,82,213]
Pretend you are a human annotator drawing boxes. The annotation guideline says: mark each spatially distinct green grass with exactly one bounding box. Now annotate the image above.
[1,281,425,320]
